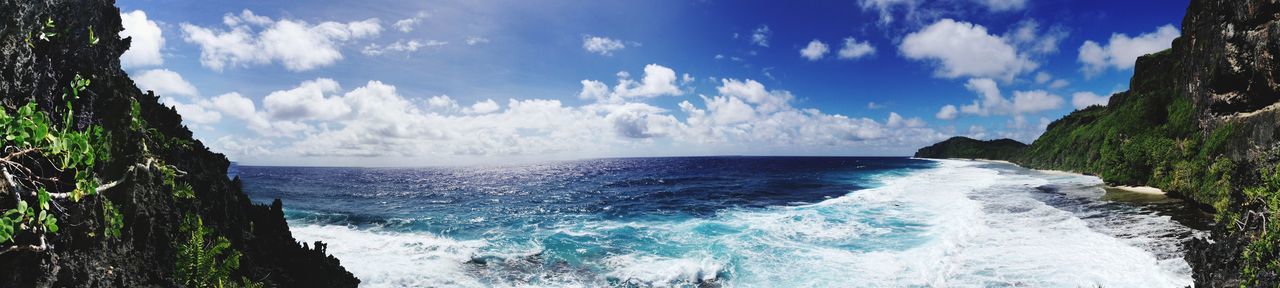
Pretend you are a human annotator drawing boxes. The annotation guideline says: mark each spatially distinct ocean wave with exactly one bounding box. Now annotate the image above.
[286,159,1195,287]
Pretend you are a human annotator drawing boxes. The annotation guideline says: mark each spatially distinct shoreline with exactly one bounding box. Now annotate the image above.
[1108,185,1167,195]
[944,158,1170,195]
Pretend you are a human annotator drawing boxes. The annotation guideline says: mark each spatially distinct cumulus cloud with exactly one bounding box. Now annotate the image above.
[133,69,199,99]
[900,19,1037,81]
[119,10,165,69]
[1078,24,1179,76]
[800,39,830,61]
[206,65,945,163]
[463,99,501,114]
[583,35,626,55]
[578,64,683,102]
[262,78,352,121]
[1071,91,1111,109]
[887,112,926,128]
[180,10,382,71]
[956,78,1063,116]
[838,37,876,60]
[751,25,771,47]
[166,98,222,125]
[936,104,958,120]
[210,92,256,120]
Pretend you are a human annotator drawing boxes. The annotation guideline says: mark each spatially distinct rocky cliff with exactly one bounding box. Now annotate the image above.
[917,0,1280,286]
[0,0,357,286]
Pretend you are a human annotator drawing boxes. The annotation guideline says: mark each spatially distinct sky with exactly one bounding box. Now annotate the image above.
[114,0,1190,166]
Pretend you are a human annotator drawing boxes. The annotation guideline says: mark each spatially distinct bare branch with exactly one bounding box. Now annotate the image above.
[0,235,47,256]
[2,148,40,161]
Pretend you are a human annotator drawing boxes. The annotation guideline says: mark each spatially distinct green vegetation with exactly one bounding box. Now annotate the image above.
[3,16,263,287]
[0,96,110,249]
[913,137,1027,160]
[175,214,262,288]
[0,18,120,254]
[1240,166,1280,287]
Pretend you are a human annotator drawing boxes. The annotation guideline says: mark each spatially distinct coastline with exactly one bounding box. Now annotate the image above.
[1109,185,1167,195]
[935,158,1169,195]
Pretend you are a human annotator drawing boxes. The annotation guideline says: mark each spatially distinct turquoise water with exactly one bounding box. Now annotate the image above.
[235,157,1203,287]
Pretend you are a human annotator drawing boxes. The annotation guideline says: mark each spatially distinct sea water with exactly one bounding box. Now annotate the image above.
[235,157,1206,287]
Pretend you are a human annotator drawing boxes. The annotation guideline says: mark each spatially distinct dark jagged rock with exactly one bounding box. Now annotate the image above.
[916,0,1280,286]
[0,0,357,287]
[913,137,1027,160]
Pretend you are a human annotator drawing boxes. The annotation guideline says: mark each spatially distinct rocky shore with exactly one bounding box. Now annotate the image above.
[917,0,1280,286]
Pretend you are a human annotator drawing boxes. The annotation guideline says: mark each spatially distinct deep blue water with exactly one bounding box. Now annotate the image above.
[236,157,1200,287]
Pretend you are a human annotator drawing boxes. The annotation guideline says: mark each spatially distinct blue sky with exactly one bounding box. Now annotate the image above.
[114,0,1189,166]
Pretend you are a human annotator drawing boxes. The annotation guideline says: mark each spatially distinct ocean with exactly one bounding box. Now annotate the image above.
[233,157,1208,287]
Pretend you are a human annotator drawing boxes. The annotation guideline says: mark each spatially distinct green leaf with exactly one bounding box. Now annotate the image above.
[44,216,57,233]
[88,26,99,45]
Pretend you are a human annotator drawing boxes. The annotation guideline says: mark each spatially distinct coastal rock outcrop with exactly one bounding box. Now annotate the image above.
[913,137,1027,160]
[0,0,358,286]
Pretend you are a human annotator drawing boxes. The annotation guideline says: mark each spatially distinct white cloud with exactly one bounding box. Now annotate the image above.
[1071,91,1111,109]
[1010,90,1065,114]
[393,11,429,33]
[1034,72,1070,89]
[165,97,222,125]
[957,78,1063,116]
[583,35,626,55]
[1049,79,1069,89]
[180,10,382,71]
[1079,24,1179,76]
[867,102,886,109]
[994,115,1052,143]
[463,99,501,114]
[900,19,1037,81]
[210,92,257,120]
[857,0,916,24]
[800,39,830,61]
[936,105,958,120]
[838,37,876,60]
[751,25,771,47]
[427,95,460,111]
[578,64,683,103]
[119,10,165,69]
[465,36,490,46]
[213,65,945,163]
[362,39,446,56]
[1035,72,1052,84]
[887,112,926,128]
[262,78,352,121]
[1004,20,1068,55]
[213,136,273,158]
[975,0,1026,12]
[134,69,198,99]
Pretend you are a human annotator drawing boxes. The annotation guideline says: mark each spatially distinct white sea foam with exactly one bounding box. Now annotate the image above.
[602,254,723,285]
[289,224,488,288]
[289,159,1196,287]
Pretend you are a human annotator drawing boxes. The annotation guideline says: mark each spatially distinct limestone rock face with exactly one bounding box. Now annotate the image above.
[0,0,358,286]
[1179,0,1280,116]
